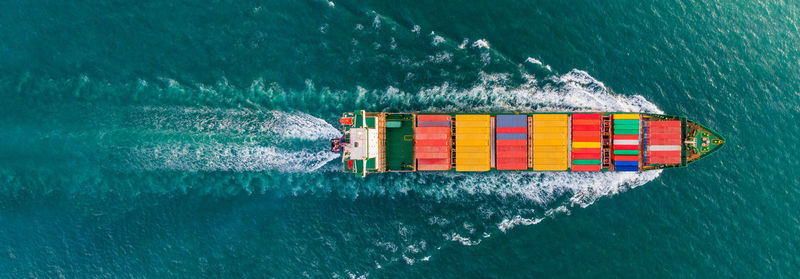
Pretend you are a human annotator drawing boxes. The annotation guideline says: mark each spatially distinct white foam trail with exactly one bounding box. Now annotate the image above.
[472,39,490,49]
[525,57,553,71]
[269,111,342,140]
[416,170,662,206]
[132,107,341,141]
[125,145,339,172]
[405,70,662,113]
[431,35,445,46]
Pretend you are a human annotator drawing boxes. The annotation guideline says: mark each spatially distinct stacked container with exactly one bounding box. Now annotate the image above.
[531,114,569,171]
[646,121,682,164]
[570,113,602,171]
[612,114,640,171]
[495,115,528,170]
[415,115,451,170]
[455,115,491,171]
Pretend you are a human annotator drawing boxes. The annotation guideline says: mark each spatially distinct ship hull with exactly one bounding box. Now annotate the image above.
[331,111,724,177]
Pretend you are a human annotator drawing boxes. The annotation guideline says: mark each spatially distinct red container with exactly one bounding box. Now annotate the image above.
[416,146,449,153]
[647,127,681,134]
[571,165,602,171]
[497,145,527,152]
[573,131,600,137]
[417,158,448,164]
[497,150,528,157]
[496,139,527,146]
[415,133,449,140]
[416,126,450,134]
[648,151,681,157]
[614,134,639,140]
[496,127,527,133]
[647,157,681,164]
[416,152,449,159]
[417,164,451,171]
[647,138,681,145]
[572,119,599,125]
[613,145,638,150]
[497,156,527,170]
[572,113,602,120]
[572,148,602,154]
[573,135,600,142]
[418,115,451,122]
[648,121,681,127]
[572,153,601,159]
[572,125,601,131]
[415,139,449,146]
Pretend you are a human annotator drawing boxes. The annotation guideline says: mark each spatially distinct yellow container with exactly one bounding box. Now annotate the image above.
[572,142,601,149]
[455,114,491,171]
[613,114,640,119]
[532,114,568,171]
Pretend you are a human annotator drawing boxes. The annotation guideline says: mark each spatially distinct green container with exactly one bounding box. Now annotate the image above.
[614,129,639,135]
[613,150,640,155]
[386,121,402,128]
[613,119,639,125]
[366,158,376,169]
[572,159,601,165]
[614,124,639,130]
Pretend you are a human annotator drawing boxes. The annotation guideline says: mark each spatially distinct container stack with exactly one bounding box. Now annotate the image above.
[612,114,640,171]
[570,113,602,171]
[646,121,682,164]
[531,114,569,171]
[455,115,491,171]
[495,115,528,170]
[414,115,451,170]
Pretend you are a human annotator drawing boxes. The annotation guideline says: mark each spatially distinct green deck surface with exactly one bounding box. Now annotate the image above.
[385,114,415,171]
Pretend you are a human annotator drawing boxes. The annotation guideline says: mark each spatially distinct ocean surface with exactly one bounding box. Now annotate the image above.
[1,0,799,278]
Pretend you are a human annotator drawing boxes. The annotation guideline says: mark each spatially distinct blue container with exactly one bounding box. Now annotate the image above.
[496,115,527,127]
[614,160,639,166]
[616,166,639,171]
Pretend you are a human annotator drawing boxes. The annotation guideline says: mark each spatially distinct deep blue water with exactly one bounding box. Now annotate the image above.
[1,0,799,278]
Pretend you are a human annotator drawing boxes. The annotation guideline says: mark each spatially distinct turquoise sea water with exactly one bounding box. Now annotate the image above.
[1,0,799,277]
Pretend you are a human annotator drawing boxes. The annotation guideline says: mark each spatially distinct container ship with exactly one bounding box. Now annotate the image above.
[330,111,724,177]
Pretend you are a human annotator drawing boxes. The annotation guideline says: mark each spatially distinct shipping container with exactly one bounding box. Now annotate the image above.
[455,115,491,171]
[532,114,569,171]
